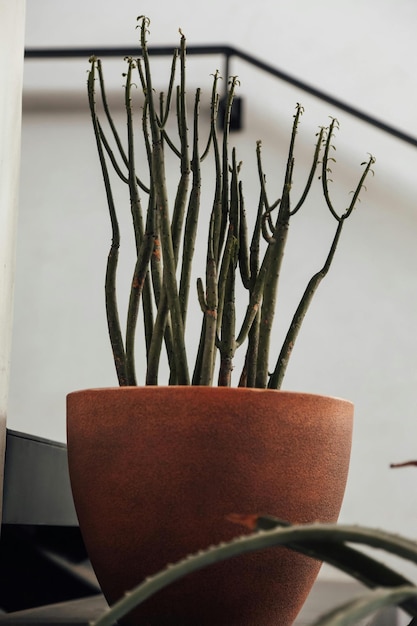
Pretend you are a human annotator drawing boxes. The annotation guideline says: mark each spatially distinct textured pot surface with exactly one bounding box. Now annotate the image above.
[67,387,353,626]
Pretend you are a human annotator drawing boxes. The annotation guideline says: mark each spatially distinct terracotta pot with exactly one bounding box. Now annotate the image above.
[67,387,353,626]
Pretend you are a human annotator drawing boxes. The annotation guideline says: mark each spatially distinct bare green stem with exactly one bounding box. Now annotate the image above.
[139,17,190,384]
[88,58,128,385]
[268,218,345,390]
[179,89,201,324]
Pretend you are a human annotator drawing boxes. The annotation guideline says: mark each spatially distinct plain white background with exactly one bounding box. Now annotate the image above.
[10,0,417,586]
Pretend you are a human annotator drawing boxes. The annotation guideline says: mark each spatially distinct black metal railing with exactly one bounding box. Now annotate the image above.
[25,44,417,148]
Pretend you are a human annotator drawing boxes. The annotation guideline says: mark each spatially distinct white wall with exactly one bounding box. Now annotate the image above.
[0,0,26,520]
[10,0,417,582]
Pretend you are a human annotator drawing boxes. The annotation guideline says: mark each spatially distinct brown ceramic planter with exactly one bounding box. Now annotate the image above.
[67,387,353,626]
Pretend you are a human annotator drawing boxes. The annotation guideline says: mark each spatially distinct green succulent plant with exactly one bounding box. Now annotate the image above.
[92,515,417,626]
[88,15,374,388]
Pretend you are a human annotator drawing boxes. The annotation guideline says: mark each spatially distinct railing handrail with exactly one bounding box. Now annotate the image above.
[24,44,417,148]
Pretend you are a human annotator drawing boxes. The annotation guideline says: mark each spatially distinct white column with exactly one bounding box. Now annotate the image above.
[0,0,26,521]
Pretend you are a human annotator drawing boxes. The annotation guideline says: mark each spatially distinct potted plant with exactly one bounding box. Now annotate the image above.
[66,15,375,626]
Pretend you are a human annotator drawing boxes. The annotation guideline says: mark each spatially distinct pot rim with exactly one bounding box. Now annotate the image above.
[66,386,353,407]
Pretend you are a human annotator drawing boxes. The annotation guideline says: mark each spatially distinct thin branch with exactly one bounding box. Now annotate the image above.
[87,57,127,385]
